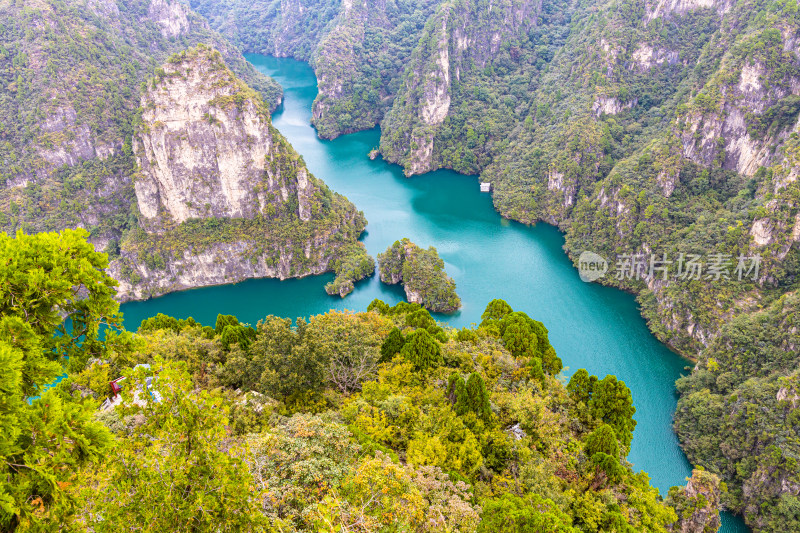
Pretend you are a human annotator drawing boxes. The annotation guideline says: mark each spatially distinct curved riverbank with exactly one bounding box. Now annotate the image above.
[120,55,748,532]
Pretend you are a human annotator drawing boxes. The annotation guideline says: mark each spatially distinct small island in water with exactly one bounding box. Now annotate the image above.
[377,238,461,313]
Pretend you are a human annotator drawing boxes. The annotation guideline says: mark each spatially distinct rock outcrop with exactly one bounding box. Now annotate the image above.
[134,47,310,229]
[111,46,366,301]
[666,470,722,533]
[0,0,283,258]
[378,0,541,175]
[377,238,461,313]
[148,0,191,39]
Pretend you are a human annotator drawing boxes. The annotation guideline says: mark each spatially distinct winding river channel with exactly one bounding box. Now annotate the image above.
[120,55,748,532]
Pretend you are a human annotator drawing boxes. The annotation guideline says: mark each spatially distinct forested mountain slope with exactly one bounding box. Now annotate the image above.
[0,0,368,301]
[0,0,281,187]
[190,0,443,138]
[188,0,800,529]
[0,0,280,243]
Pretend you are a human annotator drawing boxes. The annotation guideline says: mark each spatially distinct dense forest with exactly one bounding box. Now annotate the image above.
[186,0,800,529]
[1,229,722,532]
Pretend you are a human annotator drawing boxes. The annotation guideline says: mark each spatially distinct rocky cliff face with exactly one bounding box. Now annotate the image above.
[645,0,733,22]
[134,48,311,229]
[674,291,800,531]
[379,0,541,175]
[678,59,800,178]
[189,0,342,60]
[0,0,282,257]
[108,229,361,302]
[309,0,393,138]
[110,46,366,301]
[148,0,191,38]
[189,0,442,139]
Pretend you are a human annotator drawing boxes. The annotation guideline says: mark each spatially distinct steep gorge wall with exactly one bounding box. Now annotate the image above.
[109,46,366,301]
[378,0,542,175]
[189,0,442,139]
[133,50,312,228]
[0,0,283,260]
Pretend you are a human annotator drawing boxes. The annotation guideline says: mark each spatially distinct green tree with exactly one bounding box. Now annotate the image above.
[589,376,637,449]
[214,314,240,335]
[303,311,387,393]
[478,494,576,532]
[139,313,200,334]
[465,373,492,422]
[82,361,265,531]
[0,229,129,529]
[584,424,619,458]
[400,329,442,371]
[448,372,469,414]
[249,316,327,404]
[219,324,256,351]
[528,357,545,382]
[405,308,437,330]
[248,414,361,528]
[567,369,596,405]
[480,298,513,323]
[379,327,406,362]
[502,321,538,358]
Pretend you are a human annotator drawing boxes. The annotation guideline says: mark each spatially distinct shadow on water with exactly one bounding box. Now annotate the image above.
[120,54,748,532]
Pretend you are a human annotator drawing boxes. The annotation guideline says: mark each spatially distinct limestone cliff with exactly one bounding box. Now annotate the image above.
[0,0,282,256]
[378,0,541,175]
[309,0,394,138]
[109,46,366,301]
[148,0,191,39]
[134,48,310,229]
[189,0,341,60]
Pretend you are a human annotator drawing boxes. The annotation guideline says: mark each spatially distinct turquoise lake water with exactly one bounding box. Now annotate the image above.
[119,55,748,532]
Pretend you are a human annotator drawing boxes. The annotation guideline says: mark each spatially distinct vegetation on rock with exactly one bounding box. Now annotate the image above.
[324,243,375,297]
[378,238,461,313]
[111,45,368,300]
[665,469,723,533]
